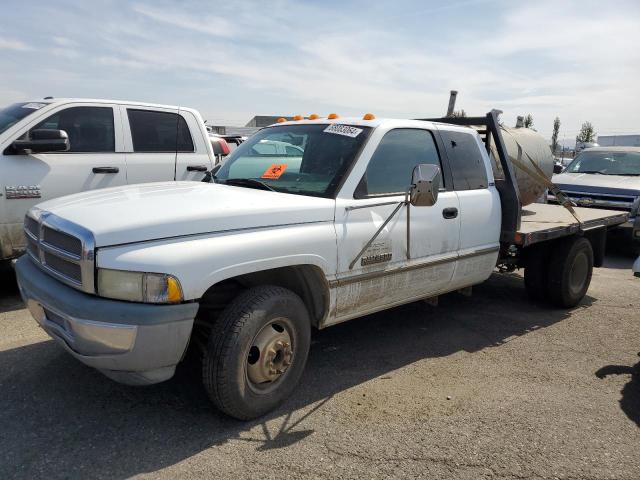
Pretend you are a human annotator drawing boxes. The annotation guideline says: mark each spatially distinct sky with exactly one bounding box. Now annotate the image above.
[1,0,639,142]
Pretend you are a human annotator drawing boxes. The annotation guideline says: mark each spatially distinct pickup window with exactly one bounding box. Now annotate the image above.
[127,109,194,153]
[216,124,371,198]
[0,102,50,135]
[356,128,443,197]
[566,150,640,176]
[439,130,488,190]
[32,106,115,153]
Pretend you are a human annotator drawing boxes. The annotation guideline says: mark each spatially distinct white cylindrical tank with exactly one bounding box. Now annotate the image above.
[490,126,554,206]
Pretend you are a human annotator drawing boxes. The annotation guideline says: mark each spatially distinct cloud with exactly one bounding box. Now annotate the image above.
[0,37,31,51]
[1,0,638,138]
[131,3,235,38]
[52,36,77,47]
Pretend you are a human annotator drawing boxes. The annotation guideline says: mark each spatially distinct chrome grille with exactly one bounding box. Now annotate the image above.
[43,227,82,255]
[43,252,82,280]
[25,216,39,238]
[551,190,638,212]
[26,234,39,258]
[24,212,95,293]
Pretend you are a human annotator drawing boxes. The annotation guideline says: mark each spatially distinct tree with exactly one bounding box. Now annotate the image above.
[523,114,534,128]
[551,117,561,153]
[576,121,596,143]
[450,109,467,118]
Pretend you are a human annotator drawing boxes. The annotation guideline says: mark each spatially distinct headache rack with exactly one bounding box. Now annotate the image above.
[417,110,629,254]
[417,110,522,244]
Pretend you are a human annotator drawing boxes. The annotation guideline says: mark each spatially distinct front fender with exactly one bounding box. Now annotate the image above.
[96,222,337,299]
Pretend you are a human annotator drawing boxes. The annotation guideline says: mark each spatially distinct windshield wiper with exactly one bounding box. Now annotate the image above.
[222,178,278,192]
[578,170,605,175]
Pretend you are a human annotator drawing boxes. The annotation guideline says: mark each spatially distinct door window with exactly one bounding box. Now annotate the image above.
[357,128,443,197]
[32,106,115,152]
[127,109,194,152]
[439,130,488,190]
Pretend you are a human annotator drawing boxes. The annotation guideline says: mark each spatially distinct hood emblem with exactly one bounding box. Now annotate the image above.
[576,197,595,206]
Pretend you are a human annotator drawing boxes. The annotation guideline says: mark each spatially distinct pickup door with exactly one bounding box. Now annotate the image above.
[333,127,461,323]
[0,103,127,256]
[122,107,212,183]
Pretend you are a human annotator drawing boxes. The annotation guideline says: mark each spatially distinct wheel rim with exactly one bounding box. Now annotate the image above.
[569,251,589,295]
[246,318,294,393]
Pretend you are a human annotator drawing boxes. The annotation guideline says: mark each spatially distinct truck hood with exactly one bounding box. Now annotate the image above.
[35,182,336,247]
[553,172,640,195]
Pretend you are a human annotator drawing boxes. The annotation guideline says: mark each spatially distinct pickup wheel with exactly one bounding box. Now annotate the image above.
[524,245,550,302]
[202,285,311,420]
[547,237,594,308]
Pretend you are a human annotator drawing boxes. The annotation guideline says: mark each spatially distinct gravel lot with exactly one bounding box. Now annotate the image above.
[1,245,639,479]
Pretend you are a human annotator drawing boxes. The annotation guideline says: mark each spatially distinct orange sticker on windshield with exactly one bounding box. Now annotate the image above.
[261,164,288,179]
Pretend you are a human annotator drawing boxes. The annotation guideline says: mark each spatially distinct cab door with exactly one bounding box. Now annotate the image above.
[122,106,212,183]
[333,127,460,324]
[0,103,126,255]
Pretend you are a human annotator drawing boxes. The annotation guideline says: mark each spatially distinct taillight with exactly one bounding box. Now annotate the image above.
[211,137,231,156]
[219,138,230,156]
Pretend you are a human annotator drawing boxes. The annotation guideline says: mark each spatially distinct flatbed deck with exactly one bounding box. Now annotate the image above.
[515,203,628,247]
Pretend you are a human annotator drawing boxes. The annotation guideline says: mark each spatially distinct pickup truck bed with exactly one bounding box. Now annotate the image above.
[515,203,628,247]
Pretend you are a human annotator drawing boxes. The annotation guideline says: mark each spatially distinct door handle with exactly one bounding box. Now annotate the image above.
[187,165,208,172]
[442,207,458,219]
[92,166,119,174]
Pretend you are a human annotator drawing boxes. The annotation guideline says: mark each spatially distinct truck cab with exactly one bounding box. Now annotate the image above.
[0,98,214,260]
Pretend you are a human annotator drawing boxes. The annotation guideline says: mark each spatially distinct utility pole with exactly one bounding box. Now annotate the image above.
[446,90,458,117]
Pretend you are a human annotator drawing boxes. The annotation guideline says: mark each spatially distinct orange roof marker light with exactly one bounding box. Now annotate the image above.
[327,113,340,119]
[293,115,304,121]
[276,117,287,123]
[308,113,320,120]
[362,113,376,120]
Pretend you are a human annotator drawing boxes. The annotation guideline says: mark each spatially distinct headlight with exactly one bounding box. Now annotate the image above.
[97,269,183,304]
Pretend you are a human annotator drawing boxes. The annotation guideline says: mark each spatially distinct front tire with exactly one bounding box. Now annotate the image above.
[202,285,311,420]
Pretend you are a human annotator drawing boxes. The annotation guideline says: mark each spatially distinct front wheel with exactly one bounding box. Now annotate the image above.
[202,285,311,420]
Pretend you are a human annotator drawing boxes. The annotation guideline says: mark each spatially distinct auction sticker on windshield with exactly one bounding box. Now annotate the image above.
[323,124,363,138]
[262,164,288,179]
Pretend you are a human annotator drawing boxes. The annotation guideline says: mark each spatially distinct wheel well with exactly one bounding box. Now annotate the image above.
[197,265,329,328]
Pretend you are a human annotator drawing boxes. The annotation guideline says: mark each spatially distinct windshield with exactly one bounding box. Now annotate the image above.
[0,102,49,135]
[566,150,640,176]
[215,123,372,198]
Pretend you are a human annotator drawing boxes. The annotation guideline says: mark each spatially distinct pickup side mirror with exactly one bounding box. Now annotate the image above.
[410,163,440,207]
[12,129,70,154]
[553,163,563,174]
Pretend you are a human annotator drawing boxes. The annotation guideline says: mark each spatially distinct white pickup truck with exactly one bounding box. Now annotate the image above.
[15,111,628,420]
[0,98,215,262]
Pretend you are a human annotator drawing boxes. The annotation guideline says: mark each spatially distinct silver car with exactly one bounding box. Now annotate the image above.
[549,147,640,253]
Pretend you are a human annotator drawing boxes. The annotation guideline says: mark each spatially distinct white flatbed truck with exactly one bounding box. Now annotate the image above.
[16,111,628,419]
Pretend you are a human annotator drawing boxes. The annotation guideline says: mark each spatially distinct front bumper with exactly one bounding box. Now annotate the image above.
[15,256,199,385]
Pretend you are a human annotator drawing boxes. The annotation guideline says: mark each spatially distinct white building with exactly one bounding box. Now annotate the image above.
[597,135,640,147]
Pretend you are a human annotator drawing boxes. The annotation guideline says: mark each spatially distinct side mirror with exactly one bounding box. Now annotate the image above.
[12,129,70,154]
[410,164,440,207]
[553,163,563,174]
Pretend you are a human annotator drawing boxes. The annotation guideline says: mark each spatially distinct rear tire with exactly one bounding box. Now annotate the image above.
[202,285,311,420]
[547,237,593,308]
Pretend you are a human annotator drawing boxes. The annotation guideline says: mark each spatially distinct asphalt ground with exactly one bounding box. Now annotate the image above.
[1,243,639,479]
